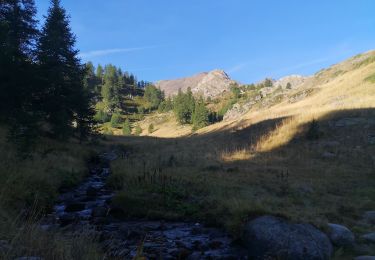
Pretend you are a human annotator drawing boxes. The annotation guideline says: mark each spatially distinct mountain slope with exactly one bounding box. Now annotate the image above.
[143,50,375,139]
[155,69,237,98]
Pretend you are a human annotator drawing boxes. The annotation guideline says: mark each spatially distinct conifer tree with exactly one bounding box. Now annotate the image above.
[174,88,195,124]
[37,0,93,139]
[192,96,209,130]
[0,0,40,147]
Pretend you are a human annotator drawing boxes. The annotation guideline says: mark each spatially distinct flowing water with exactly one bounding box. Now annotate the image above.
[42,151,247,259]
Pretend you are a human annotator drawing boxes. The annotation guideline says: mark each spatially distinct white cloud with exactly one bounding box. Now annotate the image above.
[79,46,157,59]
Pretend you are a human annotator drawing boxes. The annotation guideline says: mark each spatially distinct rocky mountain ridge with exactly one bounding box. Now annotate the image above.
[155,69,237,98]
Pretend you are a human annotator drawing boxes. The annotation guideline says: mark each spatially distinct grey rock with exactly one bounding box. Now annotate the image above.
[327,223,355,247]
[354,257,375,260]
[363,211,375,224]
[86,185,100,197]
[368,134,375,145]
[59,213,76,226]
[362,233,375,243]
[92,206,108,217]
[65,202,86,212]
[0,240,11,253]
[322,151,336,159]
[243,215,332,259]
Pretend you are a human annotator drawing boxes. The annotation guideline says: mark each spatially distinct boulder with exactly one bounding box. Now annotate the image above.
[0,240,11,254]
[363,211,375,225]
[327,223,355,247]
[362,233,375,243]
[368,134,375,145]
[243,215,332,259]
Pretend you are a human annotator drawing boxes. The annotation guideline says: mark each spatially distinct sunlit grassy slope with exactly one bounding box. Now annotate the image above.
[147,50,375,140]
[107,50,375,253]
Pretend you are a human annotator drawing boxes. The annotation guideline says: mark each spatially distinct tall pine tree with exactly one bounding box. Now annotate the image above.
[192,96,209,130]
[0,0,40,148]
[37,0,93,139]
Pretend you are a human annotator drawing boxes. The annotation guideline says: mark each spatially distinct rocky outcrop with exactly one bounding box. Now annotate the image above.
[273,75,308,89]
[243,215,332,259]
[223,102,255,121]
[362,233,375,243]
[327,223,355,247]
[363,211,375,225]
[155,69,237,98]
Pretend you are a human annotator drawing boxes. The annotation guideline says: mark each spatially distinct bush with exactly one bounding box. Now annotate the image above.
[94,110,110,123]
[135,125,142,136]
[148,123,154,134]
[122,119,132,135]
[137,106,145,114]
[110,113,122,127]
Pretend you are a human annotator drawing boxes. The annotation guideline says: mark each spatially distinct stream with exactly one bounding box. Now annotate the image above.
[42,151,247,259]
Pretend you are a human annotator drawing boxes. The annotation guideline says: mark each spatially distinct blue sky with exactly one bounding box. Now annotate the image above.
[35,0,375,83]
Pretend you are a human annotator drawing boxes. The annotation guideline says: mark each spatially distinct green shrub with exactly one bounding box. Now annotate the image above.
[110,113,122,127]
[365,73,375,83]
[122,119,132,135]
[135,125,142,136]
[94,110,110,123]
[148,123,154,134]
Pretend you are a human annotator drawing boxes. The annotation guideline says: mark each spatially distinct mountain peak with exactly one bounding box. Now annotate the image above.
[155,69,236,98]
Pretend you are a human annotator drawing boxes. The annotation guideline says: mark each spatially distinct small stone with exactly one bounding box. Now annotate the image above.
[362,233,375,243]
[86,186,100,197]
[209,240,223,249]
[59,213,76,226]
[65,202,86,212]
[322,151,336,159]
[92,206,108,217]
[327,223,355,247]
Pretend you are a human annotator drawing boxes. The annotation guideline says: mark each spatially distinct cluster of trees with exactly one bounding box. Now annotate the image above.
[85,63,145,112]
[143,85,164,110]
[172,88,213,130]
[0,0,94,148]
